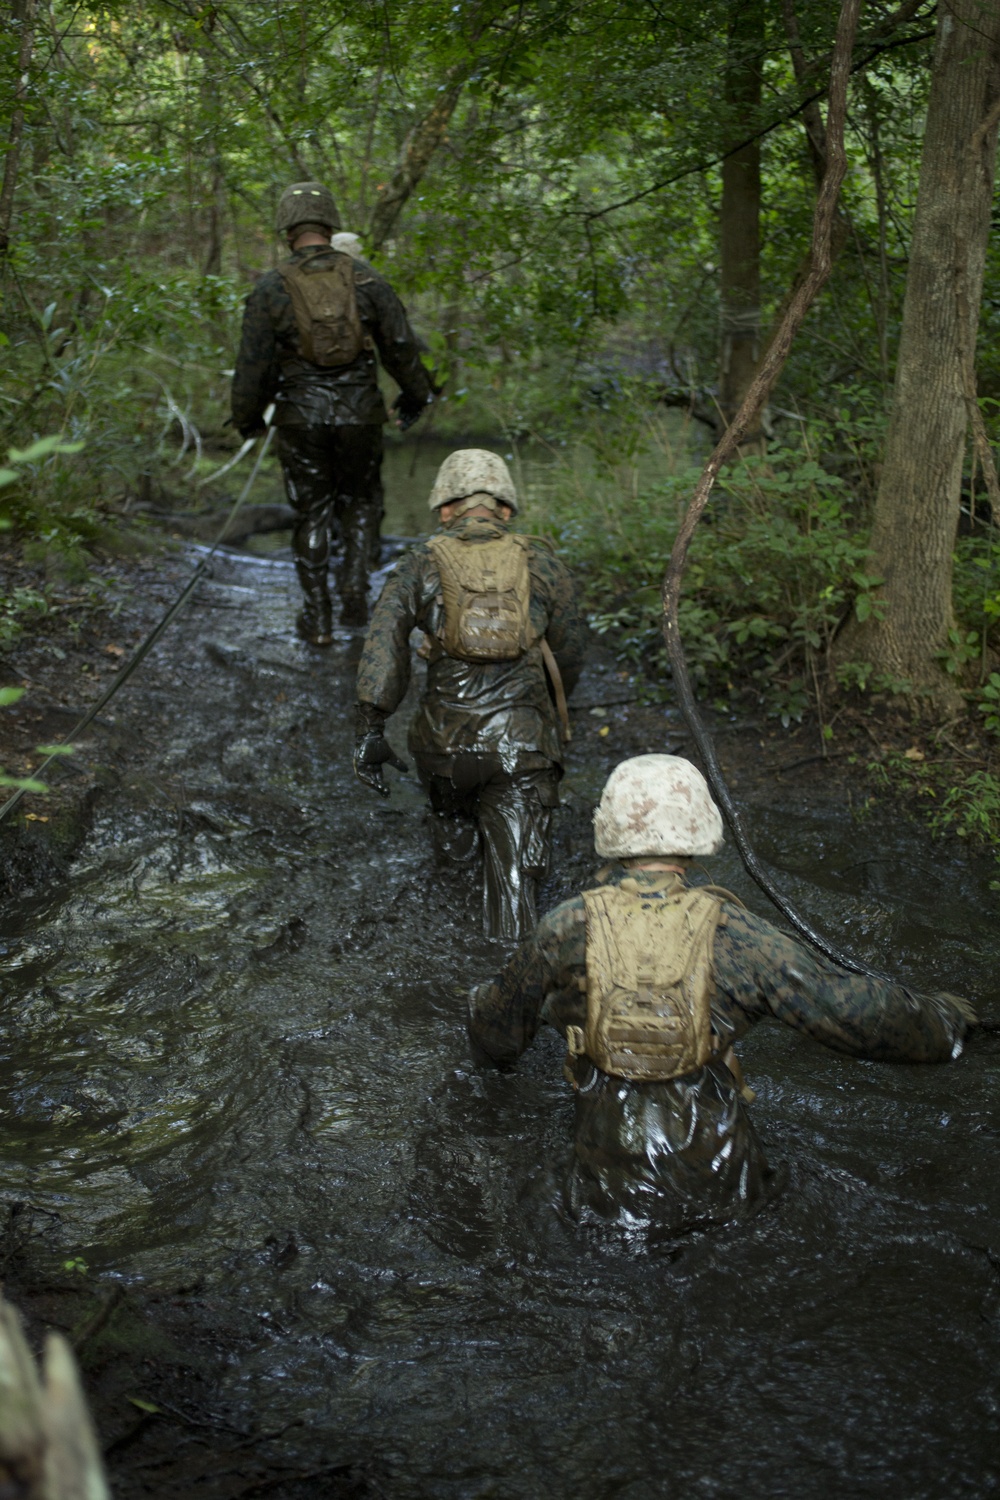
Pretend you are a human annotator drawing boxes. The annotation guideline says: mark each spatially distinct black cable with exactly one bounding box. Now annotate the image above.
[0,427,275,827]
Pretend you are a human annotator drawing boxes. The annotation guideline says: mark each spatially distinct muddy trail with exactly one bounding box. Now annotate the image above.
[1,538,1000,1499]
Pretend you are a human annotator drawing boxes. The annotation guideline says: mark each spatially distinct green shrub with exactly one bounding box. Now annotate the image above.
[978,672,1000,734]
[952,531,1000,668]
[543,417,875,722]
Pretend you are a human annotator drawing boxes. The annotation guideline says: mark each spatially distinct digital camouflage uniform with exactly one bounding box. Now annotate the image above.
[468,866,973,1233]
[231,244,435,622]
[356,513,587,940]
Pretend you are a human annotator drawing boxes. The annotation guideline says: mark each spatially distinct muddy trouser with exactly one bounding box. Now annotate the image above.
[276,424,384,606]
[564,1056,776,1235]
[415,753,560,942]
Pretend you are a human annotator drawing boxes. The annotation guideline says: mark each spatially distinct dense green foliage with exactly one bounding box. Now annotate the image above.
[1,2,998,778]
[538,412,1000,728]
[2,1,976,500]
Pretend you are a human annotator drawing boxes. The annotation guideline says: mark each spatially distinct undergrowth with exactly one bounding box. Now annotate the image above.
[537,409,1000,734]
[867,751,1000,886]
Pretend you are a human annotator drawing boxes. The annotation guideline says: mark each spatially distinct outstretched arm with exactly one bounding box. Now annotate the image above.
[355,553,424,716]
[358,273,435,423]
[534,553,588,698]
[714,907,975,1063]
[353,554,424,795]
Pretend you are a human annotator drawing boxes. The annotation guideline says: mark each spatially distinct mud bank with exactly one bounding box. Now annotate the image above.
[1,542,999,1499]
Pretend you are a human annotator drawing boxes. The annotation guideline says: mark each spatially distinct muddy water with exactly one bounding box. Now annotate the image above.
[1,545,1000,1498]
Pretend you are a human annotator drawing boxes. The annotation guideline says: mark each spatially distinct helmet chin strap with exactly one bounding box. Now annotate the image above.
[626,860,687,874]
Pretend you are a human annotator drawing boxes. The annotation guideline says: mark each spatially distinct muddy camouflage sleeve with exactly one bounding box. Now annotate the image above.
[355,548,428,717]
[469,894,973,1069]
[713,907,973,1062]
[468,898,584,1065]
[356,275,435,408]
[231,281,281,432]
[530,548,588,697]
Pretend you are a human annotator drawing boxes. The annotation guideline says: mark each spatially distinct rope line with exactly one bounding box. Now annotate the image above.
[0,426,275,827]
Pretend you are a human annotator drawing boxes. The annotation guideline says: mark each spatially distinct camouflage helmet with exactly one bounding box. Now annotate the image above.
[428,449,519,515]
[275,181,341,234]
[593,755,724,859]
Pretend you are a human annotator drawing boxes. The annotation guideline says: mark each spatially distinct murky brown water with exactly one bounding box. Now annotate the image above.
[1,535,999,1497]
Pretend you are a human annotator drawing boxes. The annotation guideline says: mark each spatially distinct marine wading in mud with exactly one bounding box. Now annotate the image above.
[2,0,1000,1492]
[231,182,436,643]
[354,448,586,943]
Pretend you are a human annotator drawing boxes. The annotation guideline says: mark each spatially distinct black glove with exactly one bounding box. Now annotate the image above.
[354,730,408,797]
[239,420,267,440]
[391,391,429,432]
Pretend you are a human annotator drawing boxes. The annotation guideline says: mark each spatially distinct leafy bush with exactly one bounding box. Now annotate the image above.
[952,531,1000,670]
[542,416,878,722]
[0,688,48,793]
[978,672,1000,733]
[0,586,49,648]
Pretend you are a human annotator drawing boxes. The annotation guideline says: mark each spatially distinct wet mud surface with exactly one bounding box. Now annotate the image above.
[2,543,1000,1498]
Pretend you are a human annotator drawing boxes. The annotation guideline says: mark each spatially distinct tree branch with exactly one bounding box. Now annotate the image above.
[660,0,891,979]
[368,63,471,250]
[582,10,930,224]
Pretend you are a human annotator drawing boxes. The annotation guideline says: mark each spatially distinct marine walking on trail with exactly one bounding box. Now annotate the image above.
[353,448,587,941]
[230,181,436,641]
[468,755,976,1234]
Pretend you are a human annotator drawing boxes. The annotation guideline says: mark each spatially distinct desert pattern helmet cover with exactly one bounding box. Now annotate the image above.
[428,449,519,514]
[593,755,724,858]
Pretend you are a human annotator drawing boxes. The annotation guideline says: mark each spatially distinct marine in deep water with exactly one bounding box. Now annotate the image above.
[468,755,976,1234]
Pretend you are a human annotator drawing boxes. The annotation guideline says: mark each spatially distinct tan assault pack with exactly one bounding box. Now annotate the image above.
[566,881,726,1082]
[278,252,370,366]
[426,532,535,662]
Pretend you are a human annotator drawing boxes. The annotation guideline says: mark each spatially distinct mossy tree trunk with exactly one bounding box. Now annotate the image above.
[0,0,38,256]
[834,0,1000,707]
[368,64,469,252]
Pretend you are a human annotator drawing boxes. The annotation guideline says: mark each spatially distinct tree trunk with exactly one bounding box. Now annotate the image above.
[0,0,38,255]
[368,66,468,252]
[202,166,224,275]
[835,0,1000,704]
[718,0,764,443]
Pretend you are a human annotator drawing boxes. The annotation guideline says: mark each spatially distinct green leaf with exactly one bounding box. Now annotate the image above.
[0,688,25,706]
[0,775,48,792]
[7,437,85,464]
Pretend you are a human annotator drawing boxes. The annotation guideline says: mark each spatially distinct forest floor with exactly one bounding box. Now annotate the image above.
[0,529,998,1499]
